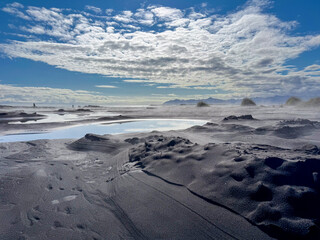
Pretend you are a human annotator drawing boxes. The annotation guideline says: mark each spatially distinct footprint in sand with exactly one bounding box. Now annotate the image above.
[54,220,63,228]
[65,206,72,214]
[76,224,85,230]
[33,205,40,212]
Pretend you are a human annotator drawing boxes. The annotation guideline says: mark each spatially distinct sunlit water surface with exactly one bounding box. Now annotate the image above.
[0,119,207,143]
[8,112,118,124]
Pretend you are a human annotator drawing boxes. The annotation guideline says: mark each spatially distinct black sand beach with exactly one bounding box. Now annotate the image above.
[1,105,320,239]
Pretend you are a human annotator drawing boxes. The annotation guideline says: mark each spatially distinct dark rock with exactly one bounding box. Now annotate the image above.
[241,98,256,106]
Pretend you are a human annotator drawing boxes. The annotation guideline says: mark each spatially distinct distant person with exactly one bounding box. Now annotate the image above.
[33,103,36,108]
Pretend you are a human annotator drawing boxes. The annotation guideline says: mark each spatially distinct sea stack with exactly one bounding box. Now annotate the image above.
[285,96,302,106]
[241,98,256,106]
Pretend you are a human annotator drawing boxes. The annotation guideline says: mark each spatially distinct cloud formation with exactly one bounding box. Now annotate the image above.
[1,1,320,99]
[85,5,102,14]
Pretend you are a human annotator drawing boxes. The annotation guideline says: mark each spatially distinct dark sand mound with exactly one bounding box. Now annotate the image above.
[69,134,129,153]
[278,119,319,126]
[0,105,12,108]
[76,108,92,112]
[253,119,320,139]
[223,114,256,121]
[129,136,320,239]
[188,118,320,143]
[222,123,255,132]
[0,111,45,123]
[196,101,209,107]
[273,119,320,139]
[97,115,132,121]
[241,98,256,106]
[189,121,254,133]
[56,108,92,113]
[286,97,302,106]
[299,144,320,155]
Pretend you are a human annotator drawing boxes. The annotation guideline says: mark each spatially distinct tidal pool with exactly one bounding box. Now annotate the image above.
[0,119,207,142]
[8,112,118,124]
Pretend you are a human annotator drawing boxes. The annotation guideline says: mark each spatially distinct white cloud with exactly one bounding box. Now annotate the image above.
[122,24,140,30]
[10,2,24,8]
[135,9,154,26]
[151,93,177,97]
[150,6,183,21]
[1,1,320,99]
[304,64,320,71]
[123,79,153,83]
[85,5,102,14]
[201,3,208,8]
[106,26,114,33]
[95,85,118,88]
[20,6,75,40]
[2,2,31,20]
[20,25,46,34]
[113,10,134,23]
[188,9,206,20]
[105,9,113,15]
[188,17,211,29]
[165,18,190,28]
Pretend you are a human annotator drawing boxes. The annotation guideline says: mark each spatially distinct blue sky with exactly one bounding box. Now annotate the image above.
[0,0,319,105]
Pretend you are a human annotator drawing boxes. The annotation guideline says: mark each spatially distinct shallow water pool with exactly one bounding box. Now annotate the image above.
[8,112,118,124]
[0,119,207,143]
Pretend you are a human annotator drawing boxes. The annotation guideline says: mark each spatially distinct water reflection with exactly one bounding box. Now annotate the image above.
[8,112,118,124]
[0,119,207,142]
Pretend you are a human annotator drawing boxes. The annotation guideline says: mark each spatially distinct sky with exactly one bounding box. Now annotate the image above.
[0,0,320,105]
